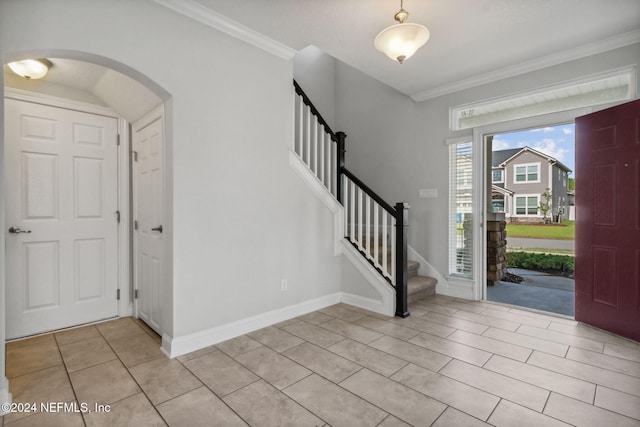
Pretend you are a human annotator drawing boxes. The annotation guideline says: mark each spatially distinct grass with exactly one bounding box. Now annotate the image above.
[506,220,574,240]
[508,248,575,255]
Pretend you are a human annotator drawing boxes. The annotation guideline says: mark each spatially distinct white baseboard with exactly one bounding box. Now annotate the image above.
[164,292,341,357]
[341,292,390,316]
[0,383,11,416]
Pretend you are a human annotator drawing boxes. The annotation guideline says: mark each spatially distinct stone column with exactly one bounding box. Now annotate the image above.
[487,213,507,286]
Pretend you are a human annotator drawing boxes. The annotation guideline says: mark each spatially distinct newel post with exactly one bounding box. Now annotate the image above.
[335,132,346,203]
[395,202,410,318]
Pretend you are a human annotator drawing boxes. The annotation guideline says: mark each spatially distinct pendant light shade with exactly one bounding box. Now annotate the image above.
[374,1,429,64]
[7,59,52,80]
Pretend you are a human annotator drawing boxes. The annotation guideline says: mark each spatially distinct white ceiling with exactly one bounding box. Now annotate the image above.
[194,0,640,100]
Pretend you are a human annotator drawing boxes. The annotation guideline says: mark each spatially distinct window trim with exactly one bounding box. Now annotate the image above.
[513,162,541,184]
[514,194,541,216]
[492,168,504,184]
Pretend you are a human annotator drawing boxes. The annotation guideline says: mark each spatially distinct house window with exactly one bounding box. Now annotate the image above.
[492,169,503,183]
[514,163,540,183]
[449,140,473,277]
[492,194,505,213]
[515,195,539,215]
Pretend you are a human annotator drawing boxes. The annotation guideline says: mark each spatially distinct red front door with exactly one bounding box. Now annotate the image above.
[575,99,640,342]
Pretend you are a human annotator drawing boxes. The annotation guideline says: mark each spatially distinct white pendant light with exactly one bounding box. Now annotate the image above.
[374,0,429,64]
[7,59,52,80]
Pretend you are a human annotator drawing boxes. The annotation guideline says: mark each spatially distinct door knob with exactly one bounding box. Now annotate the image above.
[8,226,31,234]
[151,225,163,233]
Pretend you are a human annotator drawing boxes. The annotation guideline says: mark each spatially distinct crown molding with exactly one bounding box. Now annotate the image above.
[411,29,640,102]
[154,0,297,60]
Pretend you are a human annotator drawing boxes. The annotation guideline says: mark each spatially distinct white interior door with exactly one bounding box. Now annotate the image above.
[133,108,164,335]
[5,98,119,339]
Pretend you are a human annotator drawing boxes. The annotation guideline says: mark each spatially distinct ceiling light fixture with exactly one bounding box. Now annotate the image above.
[374,0,429,64]
[7,58,53,80]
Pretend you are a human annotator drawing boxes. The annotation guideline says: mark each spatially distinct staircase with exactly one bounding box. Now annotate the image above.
[293,80,437,316]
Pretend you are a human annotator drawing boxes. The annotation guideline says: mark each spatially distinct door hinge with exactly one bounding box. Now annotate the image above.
[134,220,139,230]
[117,134,121,146]
[134,289,139,299]
[117,289,121,300]
[132,151,138,162]
[116,210,121,223]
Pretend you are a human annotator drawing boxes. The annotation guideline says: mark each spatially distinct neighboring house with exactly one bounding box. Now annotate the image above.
[492,147,572,222]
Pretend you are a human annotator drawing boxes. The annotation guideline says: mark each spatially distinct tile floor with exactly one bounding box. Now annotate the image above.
[2,295,640,427]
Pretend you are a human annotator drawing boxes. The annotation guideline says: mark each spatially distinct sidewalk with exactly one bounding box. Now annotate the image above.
[487,268,574,317]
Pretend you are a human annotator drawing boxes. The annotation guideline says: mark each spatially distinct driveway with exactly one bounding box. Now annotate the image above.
[507,237,574,251]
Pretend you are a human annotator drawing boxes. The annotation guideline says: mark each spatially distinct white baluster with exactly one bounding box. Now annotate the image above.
[350,179,356,242]
[312,116,318,175]
[382,210,388,277]
[305,105,311,166]
[319,131,325,187]
[343,175,349,237]
[391,215,396,285]
[365,195,371,259]
[374,205,380,268]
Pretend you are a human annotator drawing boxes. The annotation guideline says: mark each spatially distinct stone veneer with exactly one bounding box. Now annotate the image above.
[487,218,507,286]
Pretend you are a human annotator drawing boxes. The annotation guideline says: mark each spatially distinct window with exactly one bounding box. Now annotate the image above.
[492,169,503,183]
[514,163,539,183]
[515,195,539,215]
[449,140,473,277]
[492,194,505,213]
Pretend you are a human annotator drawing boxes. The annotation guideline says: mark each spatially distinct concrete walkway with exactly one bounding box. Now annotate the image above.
[487,268,574,317]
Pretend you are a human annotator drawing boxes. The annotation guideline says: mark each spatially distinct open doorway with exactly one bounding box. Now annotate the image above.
[485,124,576,316]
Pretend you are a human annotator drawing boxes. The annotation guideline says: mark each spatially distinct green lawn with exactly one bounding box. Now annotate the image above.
[506,220,575,240]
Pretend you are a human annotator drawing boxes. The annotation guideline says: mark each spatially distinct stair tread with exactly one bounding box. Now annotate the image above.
[408,275,437,294]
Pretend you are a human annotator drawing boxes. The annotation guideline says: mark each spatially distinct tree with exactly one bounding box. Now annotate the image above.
[568,178,575,191]
[539,188,552,223]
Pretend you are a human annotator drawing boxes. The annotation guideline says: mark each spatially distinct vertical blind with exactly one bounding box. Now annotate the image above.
[449,141,473,277]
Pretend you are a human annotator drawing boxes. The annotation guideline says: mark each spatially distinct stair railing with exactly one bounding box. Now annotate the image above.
[293,81,409,317]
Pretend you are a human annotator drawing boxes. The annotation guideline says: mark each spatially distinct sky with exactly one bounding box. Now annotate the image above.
[493,124,575,175]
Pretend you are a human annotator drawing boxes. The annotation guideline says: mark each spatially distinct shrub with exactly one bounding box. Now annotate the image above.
[506,251,574,273]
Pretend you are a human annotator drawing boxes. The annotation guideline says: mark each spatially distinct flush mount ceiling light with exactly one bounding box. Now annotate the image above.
[7,58,53,80]
[374,0,429,64]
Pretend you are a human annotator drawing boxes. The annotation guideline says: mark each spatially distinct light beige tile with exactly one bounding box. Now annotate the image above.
[544,392,640,427]
[340,369,446,427]
[411,301,459,316]
[283,342,361,383]
[54,325,101,346]
[108,331,165,368]
[224,380,323,427]
[235,346,311,389]
[508,308,576,325]
[4,409,85,427]
[157,386,247,427]
[328,339,408,377]
[58,336,117,372]
[369,335,451,372]
[96,317,146,342]
[283,374,387,427]
[297,311,334,325]
[129,357,202,405]
[595,386,640,421]
[527,351,640,396]
[446,330,532,362]
[391,363,499,421]
[516,324,604,352]
[452,310,521,331]
[409,333,492,366]
[5,337,63,378]
[318,318,383,344]
[353,316,421,341]
[83,393,165,427]
[433,300,487,314]
[482,327,569,356]
[216,335,263,357]
[440,359,550,412]
[69,359,141,405]
[5,365,75,423]
[175,345,219,363]
[419,312,488,334]
[432,407,492,427]
[488,399,572,427]
[182,350,258,396]
[319,304,367,322]
[604,342,640,363]
[479,308,551,329]
[282,321,344,348]
[485,355,595,403]
[458,299,512,312]
[247,326,304,352]
[528,351,640,397]
[389,316,458,338]
[376,415,412,427]
[566,347,640,378]
[6,333,56,351]
[549,322,638,348]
